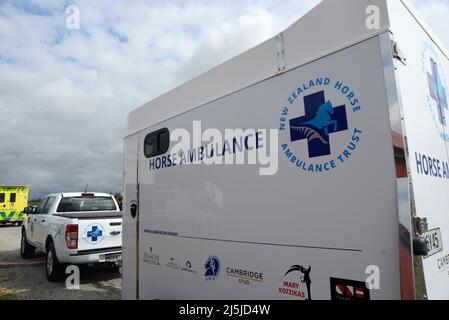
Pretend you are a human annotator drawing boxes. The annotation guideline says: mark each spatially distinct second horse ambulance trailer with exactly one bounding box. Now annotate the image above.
[123,0,449,300]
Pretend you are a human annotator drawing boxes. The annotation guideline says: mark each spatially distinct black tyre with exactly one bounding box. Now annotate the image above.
[20,230,35,259]
[45,242,64,282]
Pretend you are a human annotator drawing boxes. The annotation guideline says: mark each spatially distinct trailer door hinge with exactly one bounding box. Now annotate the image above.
[413,216,428,235]
[276,32,286,74]
[392,41,407,65]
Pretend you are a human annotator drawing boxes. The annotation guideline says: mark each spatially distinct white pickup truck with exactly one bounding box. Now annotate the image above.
[20,192,122,281]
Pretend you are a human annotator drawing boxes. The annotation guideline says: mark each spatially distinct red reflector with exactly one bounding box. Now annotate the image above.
[65,224,78,249]
[82,193,94,197]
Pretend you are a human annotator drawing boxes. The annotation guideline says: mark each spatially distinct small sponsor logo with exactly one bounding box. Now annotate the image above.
[143,247,160,265]
[330,277,370,301]
[278,265,312,300]
[225,266,264,285]
[166,257,180,270]
[181,260,197,274]
[204,256,221,280]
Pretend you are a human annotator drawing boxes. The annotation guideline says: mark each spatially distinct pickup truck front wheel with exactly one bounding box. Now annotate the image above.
[46,242,64,281]
[20,230,35,259]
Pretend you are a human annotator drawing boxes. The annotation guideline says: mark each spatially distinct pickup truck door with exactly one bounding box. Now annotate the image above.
[28,197,48,247]
[33,196,56,249]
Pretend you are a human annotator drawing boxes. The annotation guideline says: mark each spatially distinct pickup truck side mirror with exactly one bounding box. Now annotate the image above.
[24,207,36,215]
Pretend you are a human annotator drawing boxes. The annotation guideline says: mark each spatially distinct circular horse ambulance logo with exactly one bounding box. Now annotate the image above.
[278,76,364,173]
[83,223,105,245]
[421,42,449,141]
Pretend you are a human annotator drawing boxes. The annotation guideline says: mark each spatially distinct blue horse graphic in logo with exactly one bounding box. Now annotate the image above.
[428,58,448,126]
[87,225,103,242]
[300,101,337,136]
[290,91,348,158]
[204,256,220,280]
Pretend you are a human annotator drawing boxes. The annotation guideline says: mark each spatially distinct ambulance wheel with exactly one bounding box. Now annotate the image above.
[46,242,64,282]
[20,230,35,259]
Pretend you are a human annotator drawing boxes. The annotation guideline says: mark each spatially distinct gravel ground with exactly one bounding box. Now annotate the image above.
[0,225,121,300]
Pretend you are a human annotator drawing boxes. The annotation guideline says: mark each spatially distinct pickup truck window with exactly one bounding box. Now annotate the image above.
[57,196,117,212]
[42,196,56,214]
[34,198,49,214]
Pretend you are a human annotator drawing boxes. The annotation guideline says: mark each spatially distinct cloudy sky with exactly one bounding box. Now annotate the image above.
[1,0,448,199]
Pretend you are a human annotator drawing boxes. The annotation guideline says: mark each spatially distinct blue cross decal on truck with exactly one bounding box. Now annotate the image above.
[428,58,448,126]
[290,91,348,158]
[87,225,103,242]
[0,211,16,221]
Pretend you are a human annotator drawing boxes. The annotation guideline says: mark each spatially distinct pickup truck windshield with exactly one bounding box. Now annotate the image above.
[57,197,117,212]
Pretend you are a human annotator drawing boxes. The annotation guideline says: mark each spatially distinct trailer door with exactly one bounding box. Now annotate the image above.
[122,134,140,300]
[133,34,401,300]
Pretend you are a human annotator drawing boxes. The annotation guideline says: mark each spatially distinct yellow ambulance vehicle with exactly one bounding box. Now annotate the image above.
[0,185,28,225]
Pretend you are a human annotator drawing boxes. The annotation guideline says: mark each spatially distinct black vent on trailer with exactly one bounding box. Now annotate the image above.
[144,128,170,158]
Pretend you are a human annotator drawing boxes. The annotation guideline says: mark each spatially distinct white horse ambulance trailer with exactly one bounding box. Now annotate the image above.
[123,0,449,300]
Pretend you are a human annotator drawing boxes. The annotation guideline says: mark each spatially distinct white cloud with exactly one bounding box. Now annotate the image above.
[0,0,448,198]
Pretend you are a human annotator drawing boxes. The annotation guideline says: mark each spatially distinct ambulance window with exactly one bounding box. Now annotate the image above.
[10,193,16,203]
[0,193,4,203]
[144,128,170,158]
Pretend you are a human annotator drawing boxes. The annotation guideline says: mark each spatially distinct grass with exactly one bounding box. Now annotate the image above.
[0,288,18,300]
